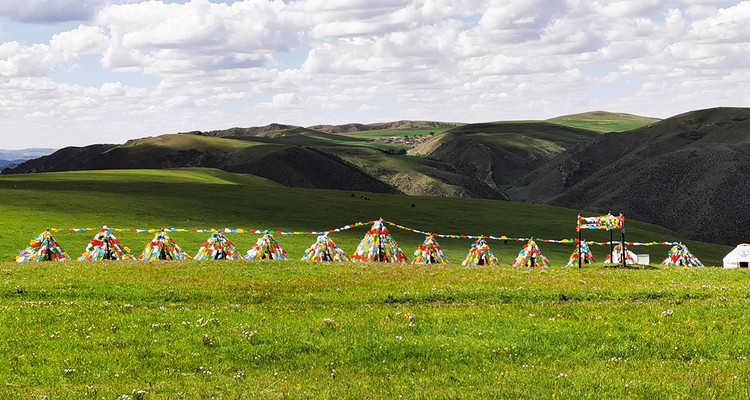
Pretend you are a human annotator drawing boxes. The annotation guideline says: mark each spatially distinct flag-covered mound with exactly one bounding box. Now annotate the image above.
[140,230,190,261]
[565,241,595,267]
[412,235,449,264]
[604,243,638,265]
[301,234,349,262]
[351,219,408,263]
[662,242,704,267]
[462,237,499,266]
[245,233,288,261]
[512,239,550,268]
[79,226,134,261]
[16,229,70,263]
[194,232,241,260]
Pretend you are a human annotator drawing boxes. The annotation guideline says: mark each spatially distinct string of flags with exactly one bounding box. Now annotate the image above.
[15,219,702,266]
[577,214,625,232]
[42,220,679,247]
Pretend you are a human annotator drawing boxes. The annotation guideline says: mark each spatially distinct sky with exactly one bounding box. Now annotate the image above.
[0,0,748,149]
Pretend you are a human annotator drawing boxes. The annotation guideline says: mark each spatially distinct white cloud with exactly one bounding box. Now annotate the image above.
[0,42,65,77]
[50,25,109,55]
[2,0,750,149]
[272,92,301,106]
[96,0,298,76]
[0,0,108,23]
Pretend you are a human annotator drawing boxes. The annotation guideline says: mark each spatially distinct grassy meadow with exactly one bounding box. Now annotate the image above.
[0,168,727,265]
[547,112,660,133]
[1,168,746,399]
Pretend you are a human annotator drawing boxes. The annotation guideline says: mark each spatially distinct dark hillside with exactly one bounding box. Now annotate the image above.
[409,122,599,189]
[509,107,750,245]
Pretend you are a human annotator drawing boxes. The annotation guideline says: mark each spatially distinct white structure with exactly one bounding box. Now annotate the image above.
[636,254,650,265]
[604,244,639,265]
[722,243,750,269]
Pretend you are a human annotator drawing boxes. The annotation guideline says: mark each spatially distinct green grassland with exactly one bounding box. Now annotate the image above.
[0,169,727,265]
[547,111,660,133]
[3,257,750,398]
[1,169,744,399]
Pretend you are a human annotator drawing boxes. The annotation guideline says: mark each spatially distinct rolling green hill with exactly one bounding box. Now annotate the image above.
[3,115,625,200]
[0,169,728,265]
[547,111,660,133]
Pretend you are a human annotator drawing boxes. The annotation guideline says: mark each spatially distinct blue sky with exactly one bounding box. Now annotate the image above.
[0,0,749,149]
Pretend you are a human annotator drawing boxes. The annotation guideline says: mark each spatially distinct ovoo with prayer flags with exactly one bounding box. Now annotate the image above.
[565,241,595,267]
[194,232,241,260]
[79,226,134,261]
[412,235,449,265]
[245,233,288,261]
[351,219,408,263]
[662,243,704,267]
[140,230,190,261]
[462,237,499,266]
[16,229,70,263]
[512,239,550,268]
[301,234,349,262]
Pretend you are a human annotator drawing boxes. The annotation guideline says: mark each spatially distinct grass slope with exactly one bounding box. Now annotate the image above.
[547,111,660,133]
[0,169,727,265]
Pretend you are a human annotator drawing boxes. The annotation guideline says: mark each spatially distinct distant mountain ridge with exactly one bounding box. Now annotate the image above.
[179,123,315,138]
[309,120,460,133]
[0,148,57,169]
[179,121,460,138]
[3,118,601,201]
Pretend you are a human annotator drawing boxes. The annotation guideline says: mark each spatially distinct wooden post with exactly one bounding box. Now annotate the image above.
[609,230,614,265]
[578,230,582,269]
[621,229,626,268]
[577,215,582,269]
